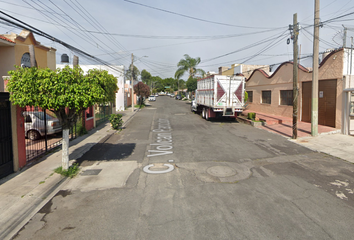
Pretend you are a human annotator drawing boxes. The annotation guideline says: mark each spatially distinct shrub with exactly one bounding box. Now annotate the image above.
[55,163,79,178]
[247,112,256,120]
[77,125,88,136]
[109,114,123,130]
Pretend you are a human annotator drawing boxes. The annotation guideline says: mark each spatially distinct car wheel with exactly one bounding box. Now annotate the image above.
[28,130,40,141]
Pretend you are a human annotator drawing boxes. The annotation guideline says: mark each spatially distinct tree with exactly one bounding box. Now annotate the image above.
[175,54,205,80]
[7,66,118,170]
[178,79,186,90]
[141,69,152,84]
[186,77,198,92]
[134,82,150,105]
[125,64,140,81]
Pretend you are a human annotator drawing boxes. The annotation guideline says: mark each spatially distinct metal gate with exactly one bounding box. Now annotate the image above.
[0,92,13,179]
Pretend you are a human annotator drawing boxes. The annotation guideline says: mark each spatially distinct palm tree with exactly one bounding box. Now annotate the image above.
[175,54,205,80]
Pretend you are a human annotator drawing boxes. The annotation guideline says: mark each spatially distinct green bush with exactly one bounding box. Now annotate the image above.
[247,112,256,120]
[77,125,88,136]
[109,114,123,130]
[55,163,79,178]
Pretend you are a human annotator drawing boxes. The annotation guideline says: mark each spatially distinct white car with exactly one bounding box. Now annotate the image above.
[149,95,156,101]
[23,111,62,140]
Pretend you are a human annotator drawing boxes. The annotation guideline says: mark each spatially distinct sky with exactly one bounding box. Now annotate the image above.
[0,0,354,80]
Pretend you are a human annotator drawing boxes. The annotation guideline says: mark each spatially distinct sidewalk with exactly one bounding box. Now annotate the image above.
[0,108,139,240]
[239,110,354,164]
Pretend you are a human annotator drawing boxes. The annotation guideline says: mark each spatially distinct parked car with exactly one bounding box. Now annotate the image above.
[175,95,181,100]
[155,94,159,97]
[170,94,175,98]
[149,95,156,101]
[191,99,197,112]
[23,111,62,140]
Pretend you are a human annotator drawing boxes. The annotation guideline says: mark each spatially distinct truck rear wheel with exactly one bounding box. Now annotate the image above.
[202,108,205,119]
[205,109,209,121]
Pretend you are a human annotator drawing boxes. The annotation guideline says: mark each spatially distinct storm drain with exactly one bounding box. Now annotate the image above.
[81,169,102,176]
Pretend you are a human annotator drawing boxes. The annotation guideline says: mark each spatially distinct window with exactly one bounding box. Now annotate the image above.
[262,91,271,104]
[280,90,293,106]
[247,91,253,102]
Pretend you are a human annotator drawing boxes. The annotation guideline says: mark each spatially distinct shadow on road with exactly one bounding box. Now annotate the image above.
[73,142,136,166]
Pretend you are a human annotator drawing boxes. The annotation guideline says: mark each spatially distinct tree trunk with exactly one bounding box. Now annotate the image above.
[62,128,70,170]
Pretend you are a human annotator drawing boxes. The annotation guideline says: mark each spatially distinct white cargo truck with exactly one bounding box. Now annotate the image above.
[191,75,245,120]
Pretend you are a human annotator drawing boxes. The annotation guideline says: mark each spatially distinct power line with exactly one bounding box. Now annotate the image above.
[0,10,125,73]
[123,0,282,30]
[202,29,288,63]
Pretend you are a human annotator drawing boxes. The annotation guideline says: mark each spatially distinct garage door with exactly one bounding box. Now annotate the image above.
[302,80,337,128]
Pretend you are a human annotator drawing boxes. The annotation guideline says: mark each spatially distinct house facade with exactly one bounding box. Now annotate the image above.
[245,48,354,135]
[0,30,56,178]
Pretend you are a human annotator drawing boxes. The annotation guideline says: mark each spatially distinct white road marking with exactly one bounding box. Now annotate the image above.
[143,164,174,174]
[335,191,348,200]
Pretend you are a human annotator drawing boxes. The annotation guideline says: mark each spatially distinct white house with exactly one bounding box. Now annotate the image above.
[56,64,125,112]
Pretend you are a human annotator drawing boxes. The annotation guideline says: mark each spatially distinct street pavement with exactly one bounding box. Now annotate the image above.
[0,99,354,239]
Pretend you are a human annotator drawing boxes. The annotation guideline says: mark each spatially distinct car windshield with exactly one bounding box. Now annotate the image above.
[33,112,54,120]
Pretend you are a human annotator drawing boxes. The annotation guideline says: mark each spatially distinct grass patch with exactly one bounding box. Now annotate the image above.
[54,163,80,178]
[39,181,45,184]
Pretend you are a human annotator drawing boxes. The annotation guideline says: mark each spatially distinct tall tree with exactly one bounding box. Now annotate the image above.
[141,69,152,84]
[125,64,140,82]
[186,77,198,92]
[175,54,205,80]
[7,66,118,170]
[134,82,150,105]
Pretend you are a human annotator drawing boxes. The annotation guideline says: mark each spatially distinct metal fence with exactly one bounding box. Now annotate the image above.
[95,104,112,127]
[24,107,78,162]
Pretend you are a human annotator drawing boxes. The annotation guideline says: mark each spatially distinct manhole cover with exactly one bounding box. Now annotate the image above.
[81,169,102,176]
[207,166,237,178]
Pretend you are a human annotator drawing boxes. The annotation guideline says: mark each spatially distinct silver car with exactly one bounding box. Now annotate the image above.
[23,111,62,140]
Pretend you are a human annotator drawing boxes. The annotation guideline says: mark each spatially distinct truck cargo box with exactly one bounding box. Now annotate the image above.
[194,75,245,119]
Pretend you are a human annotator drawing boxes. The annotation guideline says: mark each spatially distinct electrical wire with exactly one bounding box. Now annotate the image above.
[123,0,283,30]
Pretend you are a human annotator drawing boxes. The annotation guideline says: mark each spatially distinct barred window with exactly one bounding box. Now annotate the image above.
[262,91,271,104]
[247,91,253,102]
[280,90,293,106]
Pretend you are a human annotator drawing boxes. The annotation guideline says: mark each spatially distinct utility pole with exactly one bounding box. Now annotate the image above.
[292,13,299,139]
[29,45,36,67]
[343,25,347,48]
[311,0,320,136]
[131,53,134,112]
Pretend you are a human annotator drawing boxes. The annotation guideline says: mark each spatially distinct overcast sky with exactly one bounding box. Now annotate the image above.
[1,0,354,80]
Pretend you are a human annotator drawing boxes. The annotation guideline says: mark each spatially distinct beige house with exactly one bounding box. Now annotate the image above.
[0,30,56,91]
[245,48,354,135]
[220,64,270,79]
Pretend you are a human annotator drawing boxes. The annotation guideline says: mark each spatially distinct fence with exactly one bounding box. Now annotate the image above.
[95,104,112,127]
[24,107,78,162]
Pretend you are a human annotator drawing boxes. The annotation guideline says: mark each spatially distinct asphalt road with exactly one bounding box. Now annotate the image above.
[14,96,354,240]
